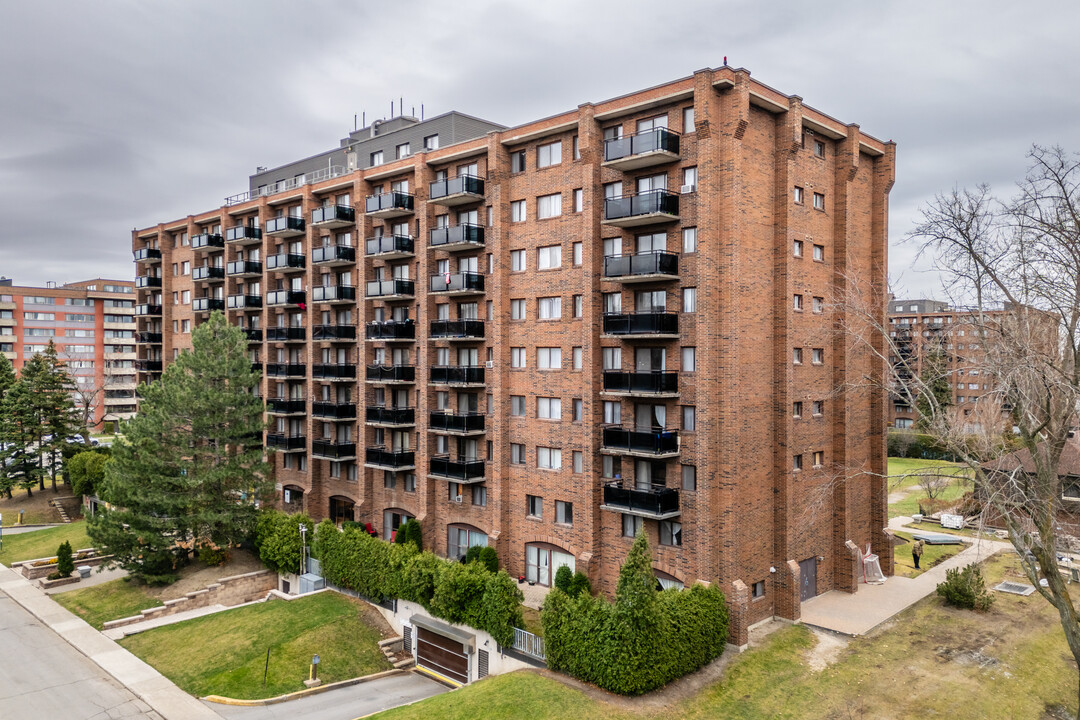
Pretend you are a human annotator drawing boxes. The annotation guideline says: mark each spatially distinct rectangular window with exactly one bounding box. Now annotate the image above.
[537,397,561,420]
[682,405,696,431]
[794,186,804,204]
[538,296,562,319]
[511,347,526,368]
[659,520,682,547]
[424,134,440,150]
[396,142,411,159]
[603,400,622,425]
[511,395,526,416]
[793,294,803,311]
[511,200,526,222]
[813,450,824,468]
[511,299,526,320]
[537,347,562,369]
[572,398,583,422]
[682,227,697,253]
[813,296,824,314]
[510,249,525,272]
[573,295,583,318]
[182,261,190,275]
[602,346,621,370]
[813,192,825,211]
[472,484,487,506]
[537,245,561,269]
[681,347,696,372]
[812,400,824,416]
[370,150,383,166]
[573,347,583,370]
[537,141,562,168]
[573,242,583,266]
[511,443,526,464]
[181,290,190,304]
[555,500,573,526]
[527,494,542,517]
[682,287,696,313]
[793,239,804,257]
[793,401,803,418]
[793,454,803,471]
[682,464,697,491]
[573,189,583,213]
[573,450,583,473]
[537,193,562,219]
[572,135,580,160]
[813,244,825,261]
[812,348,824,364]
[793,347,803,365]
[623,514,643,538]
[683,106,695,132]
[753,580,765,598]
[511,150,526,173]
[537,447,561,470]
[682,166,697,189]
[814,139,825,158]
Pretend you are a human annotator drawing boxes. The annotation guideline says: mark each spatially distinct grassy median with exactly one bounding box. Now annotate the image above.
[54,578,163,629]
[0,520,91,566]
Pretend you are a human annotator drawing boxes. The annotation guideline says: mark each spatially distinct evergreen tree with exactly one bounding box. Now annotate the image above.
[613,531,660,684]
[89,311,271,584]
[915,344,952,429]
[55,541,74,578]
[0,354,16,499]
[2,373,43,497]
[26,342,82,491]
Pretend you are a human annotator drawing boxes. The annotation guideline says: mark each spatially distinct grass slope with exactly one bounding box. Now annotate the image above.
[120,591,391,699]
[54,578,163,629]
[0,520,91,566]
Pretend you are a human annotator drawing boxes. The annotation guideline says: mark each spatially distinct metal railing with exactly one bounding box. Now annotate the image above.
[311,205,355,225]
[602,312,679,335]
[429,412,485,434]
[601,427,679,455]
[512,628,546,661]
[429,224,484,248]
[604,127,680,162]
[365,279,415,297]
[312,401,357,420]
[429,319,484,339]
[603,189,679,221]
[429,365,485,385]
[365,234,415,256]
[365,191,415,214]
[601,371,678,395]
[429,174,484,200]
[266,326,306,342]
[429,455,485,481]
[312,245,356,264]
[602,483,680,516]
[366,364,415,382]
[313,324,357,341]
[225,165,348,205]
[365,320,415,340]
[429,272,484,293]
[603,251,679,278]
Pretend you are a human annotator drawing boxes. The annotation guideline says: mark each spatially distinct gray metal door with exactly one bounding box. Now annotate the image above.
[799,557,817,602]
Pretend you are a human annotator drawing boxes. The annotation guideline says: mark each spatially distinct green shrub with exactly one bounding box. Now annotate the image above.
[464,545,482,564]
[68,450,111,497]
[477,546,499,573]
[198,545,229,567]
[342,520,363,531]
[936,562,994,611]
[395,519,423,551]
[56,541,74,578]
[254,509,314,574]
[554,565,573,593]
[568,571,592,598]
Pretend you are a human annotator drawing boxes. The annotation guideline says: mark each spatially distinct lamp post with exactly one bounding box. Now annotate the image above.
[299,523,307,575]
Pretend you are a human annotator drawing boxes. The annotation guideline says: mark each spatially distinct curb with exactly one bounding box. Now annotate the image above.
[203,668,406,706]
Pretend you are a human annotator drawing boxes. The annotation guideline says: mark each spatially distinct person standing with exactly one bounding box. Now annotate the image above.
[913,539,925,570]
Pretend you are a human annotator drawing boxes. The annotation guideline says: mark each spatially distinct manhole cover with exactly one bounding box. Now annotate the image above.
[994,581,1035,596]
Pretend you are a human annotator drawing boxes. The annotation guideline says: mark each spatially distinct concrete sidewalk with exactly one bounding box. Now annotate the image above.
[800,516,1012,636]
[0,562,223,720]
[103,603,229,640]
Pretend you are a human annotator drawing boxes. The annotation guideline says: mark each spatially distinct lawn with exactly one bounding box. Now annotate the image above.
[887,457,972,519]
[0,520,91,566]
[890,530,967,578]
[372,554,1080,720]
[54,578,163,629]
[119,591,392,699]
[0,489,65,525]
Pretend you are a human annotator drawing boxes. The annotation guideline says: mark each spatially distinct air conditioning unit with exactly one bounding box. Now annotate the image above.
[453,495,463,504]
[485,360,494,369]
[680,184,696,194]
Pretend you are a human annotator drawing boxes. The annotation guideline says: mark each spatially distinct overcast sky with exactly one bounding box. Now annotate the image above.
[2,0,1078,297]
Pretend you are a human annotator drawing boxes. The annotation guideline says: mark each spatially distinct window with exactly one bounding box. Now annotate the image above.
[683,106,695,132]
[396,142,411,159]
[511,150,526,173]
[812,348,824,364]
[793,240,804,257]
[537,347,561,369]
[813,450,824,468]
[182,261,190,275]
[813,192,825,211]
[573,295,583,318]
[511,348,526,368]
[603,455,621,479]
[511,200,526,222]
[682,227,697,253]
[537,397,561,420]
[572,135,580,160]
[370,150,384,166]
[572,398,583,422]
[813,400,824,416]
[682,166,697,189]
[511,299,526,320]
[424,134,440,150]
[538,447,561,469]
[682,464,697,491]
[383,472,397,490]
[527,494,542,517]
[181,319,191,333]
[573,189,583,213]
[794,186,804,204]
[793,454,803,471]
[568,346,581,370]
[511,395,526,416]
[623,514,643,537]
[681,347,696,372]
[895,418,914,429]
[537,245,562,269]
[682,405,696,431]
[752,580,765,599]
[602,346,621,370]
[603,291,622,314]
[472,484,487,506]
[813,244,825,261]
[793,294,804,311]
[404,473,417,492]
[814,140,825,158]
[793,347,803,364]
[537,193,562,219]
[537,141,561,168]
[603,400,622,424]
[682,288,696,313]
[511,443,526,464]
[659,520,682,547]
[813,296,824,314]
[181,290,190,304]
[510,249,525,271]
[573,242,583,266]
[573,450,583,473]
[538,296,561,319]
[793,401,803,418]
[555,500,573,525]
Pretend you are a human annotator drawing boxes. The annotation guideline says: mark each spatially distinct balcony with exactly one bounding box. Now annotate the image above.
[243,328,263,342]
[265,290,306,308]
[313,440,357,461]
[264,363,306,378]
[429,272,484,295]
[365,320,415,341]
[136,331,162,344]
[135,275,162,289]
[266,326,306,342]
[365,447,415,470]
[601,483,680,520]
[313,324,357,341]
[365,279,415,300]
[429,456,485,484]
[227,260,262,277]
[602,189,679,228]
[365,406,415,427]
[429,224,484,251]
[135,304,163,316]
[602,312,679,339]
[312,245,356,266]
[312,363,357,381]
[428,174,484,206]
[365,192,415,219]
[251,362,263,373]
[601,427,680,458]
[602,127,681,171]
[226,225,262,244]
[267,434,306,452]
[311,205,355,229]
[601,371,679,397]
[312,285,357,304]
[133,248,162,263]
[312,401,356,420]
[365,234,414,259]
[193,266,225,282]
[602,251,679,283]
[191,233,225,251]
[227,294,263,310]
[429,319,484,341]
[135,360,162,372]
[266,398,307,415]
[192,298,226,313]
[265,216,305,238]
[265,253,306,273]
[428,412,485,436]
[366,364,415,384]
[429,365,484,386]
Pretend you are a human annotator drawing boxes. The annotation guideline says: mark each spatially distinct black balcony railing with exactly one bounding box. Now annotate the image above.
[135,360,163,372]
[429,365,485,385]
[313,440,357,459]
[133,248,162,262]
[366,406,415,425]
[267,434,306,451]
[365,320,415,340]
[312,285,357,303]
[312,245,356,264]
[429,455,485,482]
[135,304,163,316]
[266,326,306,342]
[365,234,415,256]
[311,205,355,225]
[312,363,357,379]
[429,272,484,293]
[429,412,485,434]
[264,363,306,377]
[312,402,356,420]
[192,298,225,312]
[136,331,162,343]
[603,189,679,222]
[266,398,307,414]
[265,216,305,235]
[603,251,679,279]
[227,260,262,276]
[602,371,678,395]
[250,362,263,373]
[265,253,306,271]
[265,290,306,306]
[365,447,415,468]
[365,192,415,214]
[313,324,357,341]
[602,312,679,336]
[602,483,680,517]
[227,294,262,310]
[604,127,680,162]
[193,266,225,281]
[366,364,415,383]
[226,225,262,243]
[602,427,679,456]
[429,174,484,201]
[429,319,484,339]
[135,276,162,288]
[191,233,225,250]
[429,224,484,248]
[243,328,263,342]
[365,279,415,298]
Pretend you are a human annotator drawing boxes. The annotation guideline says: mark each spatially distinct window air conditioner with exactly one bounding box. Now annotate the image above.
[453,495,463,504]
[680,184,696,194]
[485,360,494,369]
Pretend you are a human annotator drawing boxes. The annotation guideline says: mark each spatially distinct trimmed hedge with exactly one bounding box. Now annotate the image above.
[255,510,314,574]
[314,520,523,646]
[542,533,728,695]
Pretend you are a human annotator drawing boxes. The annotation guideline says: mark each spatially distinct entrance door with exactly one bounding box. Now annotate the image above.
[799,557,818,602]
[416,627,469,685]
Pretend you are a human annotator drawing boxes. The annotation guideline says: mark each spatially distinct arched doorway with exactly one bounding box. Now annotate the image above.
[329,496,355,525]
[382,508,414,541]
[282,485,304,513]
[524,542,575,587]
[447,524,488,562]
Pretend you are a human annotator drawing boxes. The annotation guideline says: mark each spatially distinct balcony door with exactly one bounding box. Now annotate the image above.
[391,431,410,452]
[635,403,666,431]
[458,437,478,462]
[457,392,478,413]
[636,290,666,313]
[637,173,667,193]
[526,544,576,587]
[635,347,666,372]
[458,347,478,366]
[392,388,409,409]
[636,232,666,254]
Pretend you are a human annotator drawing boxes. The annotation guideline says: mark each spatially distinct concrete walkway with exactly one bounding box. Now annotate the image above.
[103,604,230,640]
[44,564,129,595]
[799,516,1013,636]
[0,523,64,536]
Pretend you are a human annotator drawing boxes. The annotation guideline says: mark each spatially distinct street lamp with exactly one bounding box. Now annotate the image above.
[299,523,307,575]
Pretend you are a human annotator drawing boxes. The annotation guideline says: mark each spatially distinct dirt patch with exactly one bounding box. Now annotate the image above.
[0,488,65,525]
[806,628,849,671]
[354,597,396,639]
[144,548,265,602]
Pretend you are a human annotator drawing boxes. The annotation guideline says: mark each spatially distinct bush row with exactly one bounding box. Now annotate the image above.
[254,509,314,574]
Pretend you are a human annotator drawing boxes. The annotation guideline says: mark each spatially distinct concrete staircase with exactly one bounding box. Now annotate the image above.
[378,636,414,670]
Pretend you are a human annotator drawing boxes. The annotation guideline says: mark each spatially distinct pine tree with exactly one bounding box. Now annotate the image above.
[27,342,81,491]
[0,353,17,499]
[89,311,271,584]
[2,372,43,497]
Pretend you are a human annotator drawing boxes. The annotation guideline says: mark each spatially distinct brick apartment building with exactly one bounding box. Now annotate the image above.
[132,65,895,643]
[0,277,137,430]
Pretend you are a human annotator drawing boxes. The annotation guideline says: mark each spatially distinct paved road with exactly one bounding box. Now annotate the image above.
[204,673,448,720]
[0,593,162,720]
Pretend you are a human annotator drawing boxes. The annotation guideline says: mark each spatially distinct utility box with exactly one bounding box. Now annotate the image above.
[299,573,324,594]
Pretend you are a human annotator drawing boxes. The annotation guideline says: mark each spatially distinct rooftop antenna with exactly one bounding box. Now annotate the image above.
[354,114,357,132]
[391,100,394,117]
[421,104,424,121]
[362,112,365,129]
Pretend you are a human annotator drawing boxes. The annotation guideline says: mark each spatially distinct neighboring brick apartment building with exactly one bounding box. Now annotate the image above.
[0,277,137,430]
[133,65,895,643]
